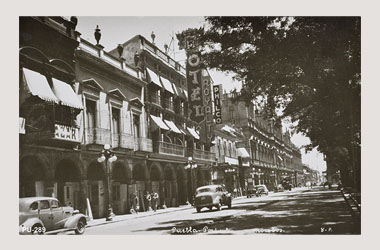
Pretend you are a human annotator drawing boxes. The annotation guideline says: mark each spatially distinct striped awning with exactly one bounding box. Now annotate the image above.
[52,78,83,109]
[187,127,200,140]
[164,119,182,134]
[150,115,169,130]
[146,68,162,88]
[160,76,174,94]
[22,68,59,103]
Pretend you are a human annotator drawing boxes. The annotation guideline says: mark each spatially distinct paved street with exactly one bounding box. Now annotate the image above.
[65,187,358,235]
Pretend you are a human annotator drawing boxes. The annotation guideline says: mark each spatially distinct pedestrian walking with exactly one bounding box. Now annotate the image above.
[152,192,159,212]
[145,191,152,211]
[131,192,139,213]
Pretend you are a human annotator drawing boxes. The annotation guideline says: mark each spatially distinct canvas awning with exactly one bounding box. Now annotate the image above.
[52,78,83,109]
[224,156,239,165]
[160,76,174,94]
[22,68,59,103]
[237,148,250,158]
[150,115,169,130]
[146,68,162,88]
[171,82,182,97]
[187,127,200,140]
[164,119,182,134]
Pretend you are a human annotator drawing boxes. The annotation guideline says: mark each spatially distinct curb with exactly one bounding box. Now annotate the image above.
[86,196,248,228]
[86,205,193,228]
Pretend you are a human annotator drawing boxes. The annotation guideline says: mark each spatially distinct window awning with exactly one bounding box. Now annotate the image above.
[22,68,59,103]
[150,115,169,130]
[187,127,200,140]
[171,82,180,97]
[237,148,250,158]
[52,78,84,109]
[146,68,162,88]
[160,76,174,94]
[183,89,188,99]
[164,119,182,134]
[224,156,239,165]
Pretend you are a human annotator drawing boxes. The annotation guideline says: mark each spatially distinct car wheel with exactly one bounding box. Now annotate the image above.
[208,206,213,210]
[196,207,201,213]
[216,201,222,211]
[74,219,86,235]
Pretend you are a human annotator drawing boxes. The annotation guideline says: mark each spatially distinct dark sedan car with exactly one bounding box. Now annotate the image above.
[194,185,232,212]
[19,197,87,235]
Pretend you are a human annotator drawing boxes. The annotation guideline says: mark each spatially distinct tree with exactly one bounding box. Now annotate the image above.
[178,17,361,190]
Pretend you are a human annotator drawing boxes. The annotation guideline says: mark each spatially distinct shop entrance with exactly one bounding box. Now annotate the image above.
[20,155,46,197]
[87,161,106,219]
[55,159,81,209]
[112,162,128,215]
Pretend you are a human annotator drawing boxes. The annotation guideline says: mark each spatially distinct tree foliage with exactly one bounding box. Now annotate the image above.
[178,17,361,188]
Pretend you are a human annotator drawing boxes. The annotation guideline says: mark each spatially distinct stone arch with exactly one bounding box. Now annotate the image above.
[112,161,129,183]
[55,158,82,181]
[149,162,163,181]
[87,160,106,180]
[19,153,50,197]
[133,163,148,181]
[164,164,176,181]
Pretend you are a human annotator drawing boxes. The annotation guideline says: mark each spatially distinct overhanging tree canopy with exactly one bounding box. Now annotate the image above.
[177,17,360,189]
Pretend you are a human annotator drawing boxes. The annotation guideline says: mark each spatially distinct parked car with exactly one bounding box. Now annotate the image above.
[19,197,87,235]
[255,185,269,195]
[194,185,232,213]
[274,184,284,192]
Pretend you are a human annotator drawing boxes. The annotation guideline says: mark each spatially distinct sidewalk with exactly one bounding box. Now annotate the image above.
[87,196,248,228]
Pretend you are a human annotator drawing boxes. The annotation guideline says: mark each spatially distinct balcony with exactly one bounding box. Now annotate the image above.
[134,137,153,152]
[163,99,174,112]
[157,141,185,157]
[149,93,161,106]
[193,149,216,162]
[85,128,111,145]
[119,133,135,150]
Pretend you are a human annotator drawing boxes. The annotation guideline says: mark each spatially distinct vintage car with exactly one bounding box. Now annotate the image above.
[255,184,269,196]
[194,185,232,213]
[274,184,285,192]
[19,197,87,235]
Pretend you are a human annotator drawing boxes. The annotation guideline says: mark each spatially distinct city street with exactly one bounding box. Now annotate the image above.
[66,187,358,235]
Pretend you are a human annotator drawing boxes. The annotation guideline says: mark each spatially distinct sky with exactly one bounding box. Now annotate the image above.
[75,16,326,172]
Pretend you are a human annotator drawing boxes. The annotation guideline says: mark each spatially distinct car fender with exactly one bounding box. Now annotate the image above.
[19,218,44,234]
[63,214,87,229]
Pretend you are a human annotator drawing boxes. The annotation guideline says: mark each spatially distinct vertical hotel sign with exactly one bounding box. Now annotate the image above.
[187,52,204,124]
[201,70,214,141]
[213,84,222,124]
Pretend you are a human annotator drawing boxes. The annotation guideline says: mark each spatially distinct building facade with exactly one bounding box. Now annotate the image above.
[218,92,303,191]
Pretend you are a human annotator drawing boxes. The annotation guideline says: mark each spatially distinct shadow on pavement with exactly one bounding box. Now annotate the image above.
[133,188,360,235]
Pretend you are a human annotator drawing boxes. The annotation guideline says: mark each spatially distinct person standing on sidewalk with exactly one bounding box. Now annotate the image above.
[145,191,152,211]
[152,192,159,212]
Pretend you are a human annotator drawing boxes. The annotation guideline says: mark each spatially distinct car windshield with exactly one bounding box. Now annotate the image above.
[196,187,213,194]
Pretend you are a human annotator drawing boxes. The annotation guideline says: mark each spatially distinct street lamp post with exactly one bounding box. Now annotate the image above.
[97,144,117,221]
[185,156,197,205]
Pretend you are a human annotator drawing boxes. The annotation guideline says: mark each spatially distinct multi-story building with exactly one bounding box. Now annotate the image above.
[108,35,216,208]
[19,18,217,219]
[19,16,83,204]
[219,91,303,191]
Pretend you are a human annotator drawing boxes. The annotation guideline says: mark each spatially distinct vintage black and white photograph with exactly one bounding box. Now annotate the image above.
[18,14,361,236]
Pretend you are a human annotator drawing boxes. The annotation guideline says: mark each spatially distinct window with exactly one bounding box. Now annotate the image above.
[86,99,96,129]
[66,186,70,199]
[30,202,38,210]
[112,107,120,135]
[55,105,75,126]
[39,200,50,210]
[133,114,140,138]
[51,200,61,209]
